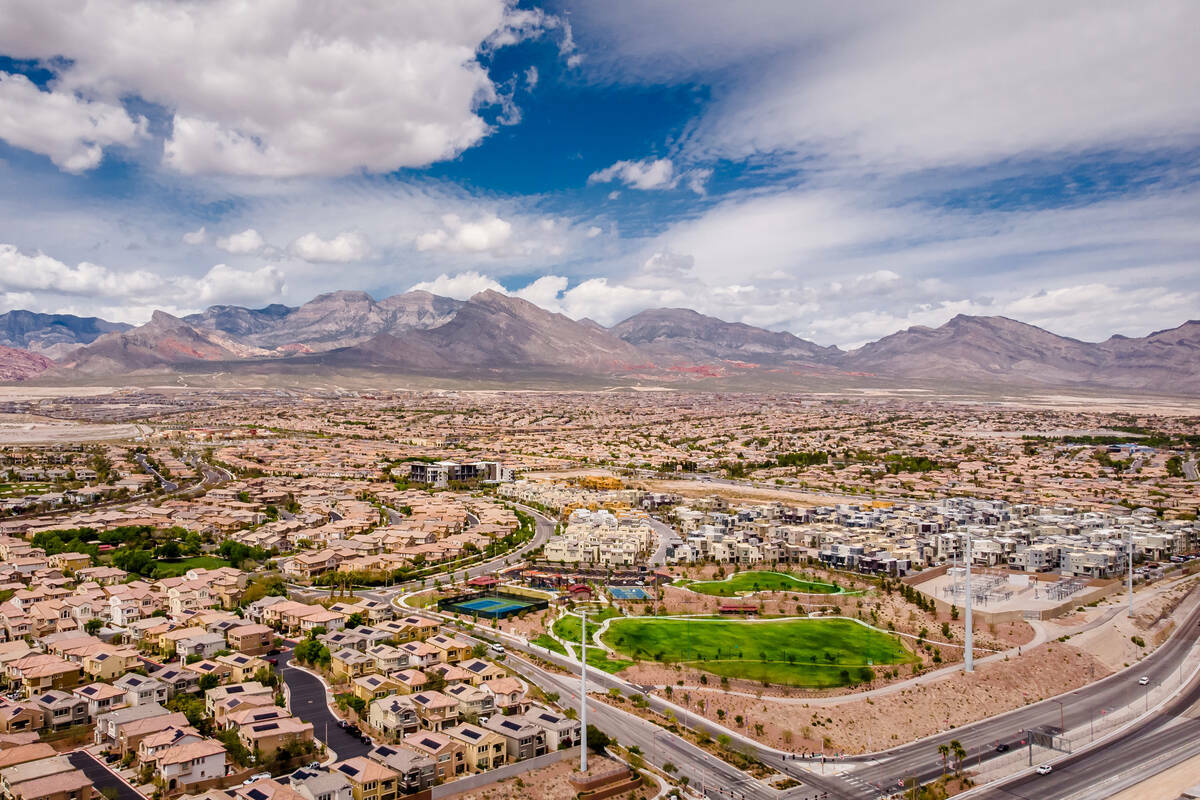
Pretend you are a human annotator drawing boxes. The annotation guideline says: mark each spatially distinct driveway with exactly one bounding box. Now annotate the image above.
[68,750,147,800]
[276,651,373,760]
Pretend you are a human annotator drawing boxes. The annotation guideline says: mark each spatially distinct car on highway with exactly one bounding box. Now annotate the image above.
[995,743,1010,753]
[1036,764,1053,775]
[1139,676,1150,685]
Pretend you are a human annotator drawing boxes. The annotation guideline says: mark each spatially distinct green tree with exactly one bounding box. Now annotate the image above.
[156,540,181,560]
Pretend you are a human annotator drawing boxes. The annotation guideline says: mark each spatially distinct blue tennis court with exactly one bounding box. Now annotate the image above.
[456,597,527,614]
[609,586,651,600]
[439,591,547,619]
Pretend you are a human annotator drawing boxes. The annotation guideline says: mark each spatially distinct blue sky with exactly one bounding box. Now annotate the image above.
[0,0,1196,347]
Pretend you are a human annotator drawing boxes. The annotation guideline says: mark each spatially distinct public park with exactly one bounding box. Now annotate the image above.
[675,569,844,597]
[600,616,918,688]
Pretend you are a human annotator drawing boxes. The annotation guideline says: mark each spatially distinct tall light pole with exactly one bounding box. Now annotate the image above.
[1127,525,1134,617]
[964,530,974,673]
[580,608,588,773]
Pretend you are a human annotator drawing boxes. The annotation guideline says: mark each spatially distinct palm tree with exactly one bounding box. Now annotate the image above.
[937,743,950,776]
[950,739,966,775]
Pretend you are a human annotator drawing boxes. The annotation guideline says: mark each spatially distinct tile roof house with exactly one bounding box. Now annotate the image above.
[156,738,226,791]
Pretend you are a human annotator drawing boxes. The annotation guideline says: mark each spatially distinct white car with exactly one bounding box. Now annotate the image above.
[1139,676,1150,685]
[1036,764,1053,775]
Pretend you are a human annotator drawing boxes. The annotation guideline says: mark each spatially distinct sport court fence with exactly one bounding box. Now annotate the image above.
[438,589,549,619]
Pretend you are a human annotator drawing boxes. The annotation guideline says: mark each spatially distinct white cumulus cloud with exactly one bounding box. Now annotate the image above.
[589,158,677,190]
[288,232,371,263]
[216,229,267,255]
[409,271,506,300]
[182,226,207,245]
[0,0,570,177]
[416,215,514,254]
[0,72,145,173]
[195,264,286,306]
[0,243,285,313]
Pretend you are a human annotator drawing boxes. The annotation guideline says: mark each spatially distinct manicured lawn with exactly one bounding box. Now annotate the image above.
[602,617,915,688]
[584,648,633,674]
[552,607,621,645]
[153,556,231,577]
[684,570,841,597]
[532,634,567,656]
[550,608,632,673]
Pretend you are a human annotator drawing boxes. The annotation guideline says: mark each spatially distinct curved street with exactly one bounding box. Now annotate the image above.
[275,649,373,761]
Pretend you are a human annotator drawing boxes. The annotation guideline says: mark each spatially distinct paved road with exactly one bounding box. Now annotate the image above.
[135,453,179,492]
[847,585,1200,790]
[975,661,1200,799]
[646,515,681,567]
[1184,459,1198,481]
[68,750,147,800]
[504,652,800,800]
[276,650,373,760]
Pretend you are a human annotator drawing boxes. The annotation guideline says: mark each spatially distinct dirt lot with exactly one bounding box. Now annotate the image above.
[0,418,148,443]
[440,755,641,800]
[657,642,1111,754]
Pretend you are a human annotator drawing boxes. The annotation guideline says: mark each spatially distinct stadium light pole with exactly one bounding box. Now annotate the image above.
[580,608,588,773]
[964,530,974,673]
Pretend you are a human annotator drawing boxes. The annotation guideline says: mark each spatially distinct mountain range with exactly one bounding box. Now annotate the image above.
[2,289,1197,394]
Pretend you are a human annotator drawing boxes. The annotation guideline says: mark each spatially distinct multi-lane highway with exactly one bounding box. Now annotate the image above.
[974,658,1200,799]
[844,587,1200,791]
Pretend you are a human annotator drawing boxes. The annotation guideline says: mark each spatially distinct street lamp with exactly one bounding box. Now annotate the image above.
[580,608,588,773]
[1050,698,1064,732]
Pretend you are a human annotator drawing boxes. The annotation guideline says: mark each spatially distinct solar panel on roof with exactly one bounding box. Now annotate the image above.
[419,738,439,749]
[252,722,279,732]
[248,789,268,800]
[376,746,395,756]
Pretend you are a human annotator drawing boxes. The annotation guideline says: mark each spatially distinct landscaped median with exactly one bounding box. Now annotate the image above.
[601,616,918,688]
